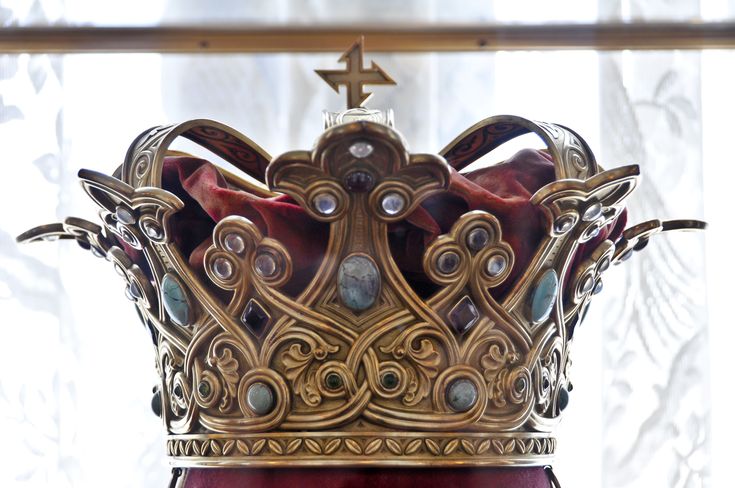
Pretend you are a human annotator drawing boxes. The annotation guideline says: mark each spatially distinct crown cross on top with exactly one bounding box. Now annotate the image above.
[316,36,396,109]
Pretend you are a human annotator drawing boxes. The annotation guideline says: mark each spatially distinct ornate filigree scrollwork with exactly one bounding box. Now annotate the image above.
[18,114,705,468]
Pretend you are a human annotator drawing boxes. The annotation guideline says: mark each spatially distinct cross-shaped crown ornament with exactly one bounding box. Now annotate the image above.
[316,36,396,109]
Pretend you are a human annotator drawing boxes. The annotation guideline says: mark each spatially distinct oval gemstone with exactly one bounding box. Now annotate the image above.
[213,257,233,279]
[558,387,570,411]
[381,371,399,390]
[162,273,191,326]
[380,192,405,215]
[338,255,381,311]
[466,227,490,251]
[254,253,277,277]
[224,233,245,254]
[115,205,136,225]
[325,373,343,390]
[554,214,576,233]
[583,202,603,221]
[247,382,275,415]
[313,193,338,215]
[143,220,163,239]
[446,378,478,412]
[437,251,460,274]
[349,141,374,158]
[486,254,507,277]
[580,274,595,294]
[530,269,559,323]
[344,170,375,192]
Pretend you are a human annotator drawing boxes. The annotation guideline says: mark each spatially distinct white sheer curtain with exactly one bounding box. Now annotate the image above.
[1,1,732,487]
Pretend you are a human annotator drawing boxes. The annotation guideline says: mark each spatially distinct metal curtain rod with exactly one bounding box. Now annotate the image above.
[1,23,734,53]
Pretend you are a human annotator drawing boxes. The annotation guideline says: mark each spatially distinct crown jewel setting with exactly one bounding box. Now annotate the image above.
[18,39,704,469]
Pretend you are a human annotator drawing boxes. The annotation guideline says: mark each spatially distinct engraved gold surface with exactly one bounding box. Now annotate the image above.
[18,114,705,467]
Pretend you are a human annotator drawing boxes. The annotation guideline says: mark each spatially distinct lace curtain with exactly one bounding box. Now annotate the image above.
[1,1,732,487]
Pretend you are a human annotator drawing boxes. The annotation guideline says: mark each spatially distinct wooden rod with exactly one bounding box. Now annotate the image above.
[1,23,734,53]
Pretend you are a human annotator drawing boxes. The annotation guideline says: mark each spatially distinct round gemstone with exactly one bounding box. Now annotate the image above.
[162,273,191,326]
[224,233,245,254]
[254,253,277,278]
[344,170,375,192]
[115,205,136,225]
[599,256,611,272]
[247,382,275,415]
[593,279,604,295]
[119,226,139,247]
[338,255,381,311]
[143,221,163,239]
[530,269,559,323]
[325,373,343,390]
[151,389,162,417]
[380,192,405,216]
[213,257,233,279]
[446,378,478,412]
[583,202,602,221]
[558,387,570,411]
[437,251,460,274]
[129,281,142,299]
[619,249,633,262]
[124,285,136,301]
[554,214,576,233]
[348,140,374,158]
[634,238,649,251]
[198,381,211,397]
[173,384,183,398]
[91,246,105,258]
[313,193,338,215]
[584,224,601,240]
[486,254,507,277]
[467,227,490,252]
[381,371,399,390]
[580,274,595,294]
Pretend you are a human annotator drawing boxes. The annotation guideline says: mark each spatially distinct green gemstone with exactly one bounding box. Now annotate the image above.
[325,373,343,390]
[338,255,381,311]
[381,371,399,390]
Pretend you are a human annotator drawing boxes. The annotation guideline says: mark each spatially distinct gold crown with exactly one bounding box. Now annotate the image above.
[18,40,704,469]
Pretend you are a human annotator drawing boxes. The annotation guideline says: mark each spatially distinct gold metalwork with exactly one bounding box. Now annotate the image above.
[2,23,735,54]
[18,111,705,467]
[315,37,396,109]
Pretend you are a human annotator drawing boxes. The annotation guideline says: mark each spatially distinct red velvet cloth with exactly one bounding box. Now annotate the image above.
[156,148,625,301]
[182,467,553,488]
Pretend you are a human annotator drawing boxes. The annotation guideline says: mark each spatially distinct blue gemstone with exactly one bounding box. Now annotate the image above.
[530,269,559,323]
[338,255,381,311]
[162,273,190,326]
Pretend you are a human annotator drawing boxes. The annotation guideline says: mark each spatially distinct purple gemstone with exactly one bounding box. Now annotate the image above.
[344,170,375,193]
[241,299,269,336]
[448,296,480,335]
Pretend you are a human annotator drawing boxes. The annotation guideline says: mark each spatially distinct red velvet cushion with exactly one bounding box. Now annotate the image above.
[182,467,553,488]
